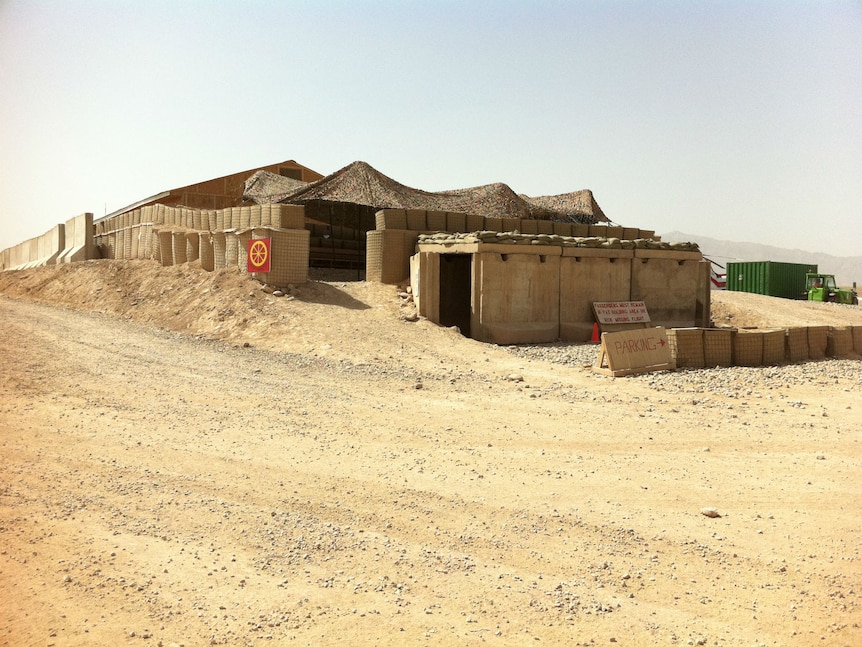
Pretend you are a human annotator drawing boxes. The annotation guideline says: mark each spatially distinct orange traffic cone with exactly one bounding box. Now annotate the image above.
[591,322,600,343]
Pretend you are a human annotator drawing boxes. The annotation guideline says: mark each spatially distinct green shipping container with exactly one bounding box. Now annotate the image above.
[726,261,818,300]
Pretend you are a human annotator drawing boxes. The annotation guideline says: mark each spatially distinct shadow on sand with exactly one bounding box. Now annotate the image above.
[292,281,372,310]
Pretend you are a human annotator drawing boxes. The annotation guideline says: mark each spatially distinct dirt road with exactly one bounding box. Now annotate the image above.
[1,263,860,646]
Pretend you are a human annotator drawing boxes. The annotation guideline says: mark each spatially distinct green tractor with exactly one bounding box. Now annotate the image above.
[805,273,858,305]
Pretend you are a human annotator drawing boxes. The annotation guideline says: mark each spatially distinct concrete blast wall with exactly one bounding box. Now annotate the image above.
[630,249,702,328]
[413,251,439,320]
[472,250,561,345]
[560,248,633,342]
[1,212,97,272]
[415,237,706,345]
[1,224,66,270]
[58,213,95,264]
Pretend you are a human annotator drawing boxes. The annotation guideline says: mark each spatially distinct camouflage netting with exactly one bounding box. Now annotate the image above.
[521,190,609,222]
[241,171,309,205]
[417,231,700,251]
[242,161,609,224]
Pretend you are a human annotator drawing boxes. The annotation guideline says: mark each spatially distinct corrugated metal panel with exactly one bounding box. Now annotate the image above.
[726,261,817,299]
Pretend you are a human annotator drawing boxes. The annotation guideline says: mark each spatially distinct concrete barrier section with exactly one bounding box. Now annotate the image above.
[3,223,67,269]
[559,247,633,341]
[631,249,701,328]
[472,250,561,344]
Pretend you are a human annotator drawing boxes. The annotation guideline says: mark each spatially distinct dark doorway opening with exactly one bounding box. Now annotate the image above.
[439,254,472,336]
[302,200,376,277]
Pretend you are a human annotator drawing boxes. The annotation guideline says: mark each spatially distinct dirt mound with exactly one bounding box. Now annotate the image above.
[709,289,862,328]
[0,262,859,357]
[0,261,485,372]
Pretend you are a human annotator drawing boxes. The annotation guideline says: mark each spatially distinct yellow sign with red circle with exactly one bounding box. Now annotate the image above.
[247,238,271,273]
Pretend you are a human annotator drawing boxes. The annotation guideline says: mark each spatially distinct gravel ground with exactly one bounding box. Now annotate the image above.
[1,261,860,647]
[506,342,862,394]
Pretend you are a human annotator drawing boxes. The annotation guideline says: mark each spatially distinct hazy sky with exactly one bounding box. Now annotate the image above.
[1,1,860,257]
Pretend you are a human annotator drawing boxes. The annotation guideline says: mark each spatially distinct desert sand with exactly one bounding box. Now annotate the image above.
[1,260,860,647]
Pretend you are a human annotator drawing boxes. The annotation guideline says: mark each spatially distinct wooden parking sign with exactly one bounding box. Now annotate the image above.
[593,327,675,377]
[247,238,271,273]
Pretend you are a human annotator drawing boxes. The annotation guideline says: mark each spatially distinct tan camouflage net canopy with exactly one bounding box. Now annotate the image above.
[243,161,609,224]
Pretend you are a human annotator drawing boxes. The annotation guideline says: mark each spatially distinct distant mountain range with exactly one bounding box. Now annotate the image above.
[661,231,862,287]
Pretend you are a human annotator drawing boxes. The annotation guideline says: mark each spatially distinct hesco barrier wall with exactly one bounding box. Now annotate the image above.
[667,325,862,367]
[366,230,420,284]
[89,204,309,287]
[369,208,660,288]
